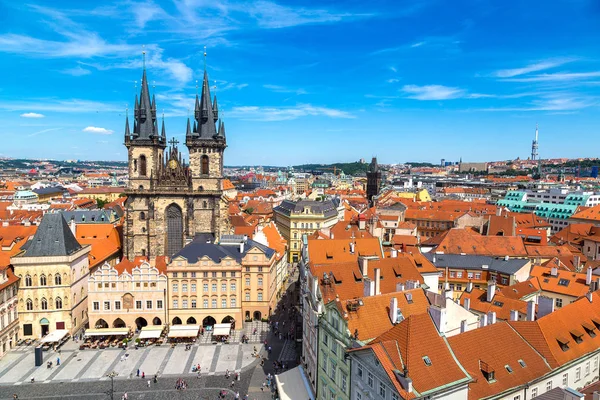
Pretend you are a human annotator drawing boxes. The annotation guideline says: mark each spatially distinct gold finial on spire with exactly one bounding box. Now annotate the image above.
[142,44,146,69]
[203,45,207,71]
[196,80,199,95]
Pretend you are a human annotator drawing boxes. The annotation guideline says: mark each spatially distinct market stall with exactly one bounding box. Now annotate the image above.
[167,325,199,344]
[81,327,132,349]
[212,323,232,343]
[40,329,70,350]
[138,326,165,345]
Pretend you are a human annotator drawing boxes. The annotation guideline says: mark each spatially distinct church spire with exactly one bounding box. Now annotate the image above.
[124,107,131,140]
[213,95,219,122]
[161,112,166,139]
[186,117,192,137]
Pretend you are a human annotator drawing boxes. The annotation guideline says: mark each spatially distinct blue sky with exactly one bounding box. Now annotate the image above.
[1,0,599,166]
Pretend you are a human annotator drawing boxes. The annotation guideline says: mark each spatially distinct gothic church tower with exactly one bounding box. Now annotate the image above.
[124,64,230,259]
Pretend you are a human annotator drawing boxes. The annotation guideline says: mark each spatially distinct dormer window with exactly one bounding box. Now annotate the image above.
[570,329,584,344]
[557,336,570,351]
[583,322,596,337]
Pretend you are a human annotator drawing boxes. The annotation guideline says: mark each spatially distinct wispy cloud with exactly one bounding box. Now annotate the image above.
[20,112,45,118]
[29,127,61,137]
[386,79,400,84]
[502,71,600,82]
[61,65,91,76]
[411,41,425,48]
[228,104,355,121]
[0,99,121,113]
[493,58,577,78]
[263,84,307,95]
[83,126,113,134]
[402,84,465,100]
[479,93,597,112]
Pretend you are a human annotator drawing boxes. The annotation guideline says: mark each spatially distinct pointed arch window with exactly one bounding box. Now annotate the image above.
[55,297,63,309]
[40,274,47,286]
[26,299,33,311]
[41,298,48,310]
[201,155,209,175]
[54,273,62,285]
[139,155,147,176]
[25,275,32,287]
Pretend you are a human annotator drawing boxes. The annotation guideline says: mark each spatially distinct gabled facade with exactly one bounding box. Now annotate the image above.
[12,213,91,338]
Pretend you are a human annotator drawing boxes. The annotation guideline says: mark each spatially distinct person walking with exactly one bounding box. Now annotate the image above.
[136,369,140,377]
[141,371,145,379]
[56,357,60,366]
[147,379,151,387]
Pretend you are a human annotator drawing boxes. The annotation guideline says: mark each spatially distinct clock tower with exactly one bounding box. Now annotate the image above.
[123,63,230,259]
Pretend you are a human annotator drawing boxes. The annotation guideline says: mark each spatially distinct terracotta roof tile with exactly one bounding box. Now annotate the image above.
[436,228,527,257]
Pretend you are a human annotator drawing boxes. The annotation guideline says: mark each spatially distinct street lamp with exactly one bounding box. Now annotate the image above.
[106,371,118,400]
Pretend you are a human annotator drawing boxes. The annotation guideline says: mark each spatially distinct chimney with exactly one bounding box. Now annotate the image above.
[428,305,447,335]
[445,288,454,300]
[486,280,496,303]
[587,290,594,303]
[349,242,355,254]
[466,281,473,292]
[551,267,558,277]
[479,313,488,328]
[496,207,502,217]
[389,297,399,324]
[330,231,334,239]
[510,310,519,321]
[396,282,405,292]
[69,219,76,235]
[374,268,381,295]
[587,266,593,286]
[575,255,582,271]
[358,217,366,230]
[463,297,470,311]
[363,278,374,297]
[240,241,245,254]
[390,248,398,258]
[460,319,468,333]
[487,311,497,325]
[359,257,368,276]
[537,296,554,318]
[527,301,536,321]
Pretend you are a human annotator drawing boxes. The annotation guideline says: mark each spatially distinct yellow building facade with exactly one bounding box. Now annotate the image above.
[273,200,340,263]
[168,235,279,328]
[12,213,90,338]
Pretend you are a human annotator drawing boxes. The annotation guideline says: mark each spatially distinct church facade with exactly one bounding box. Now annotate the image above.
[123,66,230,259]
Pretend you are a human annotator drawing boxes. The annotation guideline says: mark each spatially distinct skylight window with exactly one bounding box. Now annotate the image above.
[505,365,513,373]
[493,301,504,307]
[558,279,570,287]
[518,359,526,368]
[423,356,432,367]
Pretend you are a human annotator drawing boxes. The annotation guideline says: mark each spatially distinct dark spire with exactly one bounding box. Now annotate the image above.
[193,120,197,133]
[194,70,218,138]
[369,157,379,173]
[161,115,166,139]
[216,120,226,141]
[213,95,219,122]
[186,118,192,137]
[125,109,131,138]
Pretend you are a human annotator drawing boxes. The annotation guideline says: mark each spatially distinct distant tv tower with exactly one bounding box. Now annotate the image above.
[531,124,539,161]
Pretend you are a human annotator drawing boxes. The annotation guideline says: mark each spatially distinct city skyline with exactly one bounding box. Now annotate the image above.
[1,0,599,164]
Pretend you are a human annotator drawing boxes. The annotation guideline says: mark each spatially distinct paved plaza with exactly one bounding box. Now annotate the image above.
[0,320,271,387]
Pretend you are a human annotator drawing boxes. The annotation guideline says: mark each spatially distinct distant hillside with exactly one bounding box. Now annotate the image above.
[293,162,369,176]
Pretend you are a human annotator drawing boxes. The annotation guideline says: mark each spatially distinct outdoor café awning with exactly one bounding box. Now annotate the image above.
[168,324,200,338]
[139,326,164,340]
[275,366,315,400]
[40,329,69,343]
[213,323,231,336]
[84,328,130,337]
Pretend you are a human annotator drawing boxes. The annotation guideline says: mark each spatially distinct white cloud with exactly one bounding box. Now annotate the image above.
[502,71,600,82]
[402,84,465,100]
[493,58,577,78]
[0,99,121,113]
[480,93,596,112]
[20,112,45,118]
[130,1,164,29]
[61,65,91,76]
[83,126,114,134]
[411,41,425,48]
[386,79,400,84]
[228,104,355,121]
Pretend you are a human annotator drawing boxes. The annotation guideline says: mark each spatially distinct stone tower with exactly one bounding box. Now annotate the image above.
[366,157,381,207]
[124,66,230,259]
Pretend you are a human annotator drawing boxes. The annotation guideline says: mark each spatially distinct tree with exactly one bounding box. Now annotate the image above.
[96,198,109,209]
